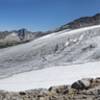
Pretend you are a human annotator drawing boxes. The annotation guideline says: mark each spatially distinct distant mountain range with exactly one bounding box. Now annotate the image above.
[0,29,50,48]
[0,13,100,48]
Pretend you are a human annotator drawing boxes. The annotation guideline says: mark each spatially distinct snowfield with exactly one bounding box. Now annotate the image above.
[0,61,100,91]
[0,25,100,78]
[0,25,100,91]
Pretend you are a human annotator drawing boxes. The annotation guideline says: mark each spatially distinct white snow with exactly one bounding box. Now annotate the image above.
[65,42,69,46]
[0,25,100,79]
[0,25,100,91]
[0,61,100,91]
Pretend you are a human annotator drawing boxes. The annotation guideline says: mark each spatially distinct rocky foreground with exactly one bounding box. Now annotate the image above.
[0,78,100,100]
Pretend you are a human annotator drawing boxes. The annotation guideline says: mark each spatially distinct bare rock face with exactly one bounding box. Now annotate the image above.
[59,13,100,31]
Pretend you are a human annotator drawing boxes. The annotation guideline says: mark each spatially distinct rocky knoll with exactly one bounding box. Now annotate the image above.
[57,13,100,31]
[0,78,100,100]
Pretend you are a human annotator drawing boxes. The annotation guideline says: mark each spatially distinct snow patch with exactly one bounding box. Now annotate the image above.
[0,61,99,91]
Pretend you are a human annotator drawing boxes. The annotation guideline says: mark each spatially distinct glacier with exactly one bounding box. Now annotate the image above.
[0,25,100,79]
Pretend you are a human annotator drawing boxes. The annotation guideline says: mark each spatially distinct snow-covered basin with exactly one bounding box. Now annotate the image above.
[0,61,99,91]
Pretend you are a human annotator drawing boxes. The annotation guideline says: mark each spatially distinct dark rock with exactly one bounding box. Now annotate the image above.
[19,92,26,95]
[71,79,92,90]
[58,13,100,31]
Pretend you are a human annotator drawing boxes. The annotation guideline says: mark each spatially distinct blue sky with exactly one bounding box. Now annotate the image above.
[0,0,100,31]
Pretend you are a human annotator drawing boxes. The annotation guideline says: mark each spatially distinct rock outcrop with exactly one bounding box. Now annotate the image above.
[0,78,100,100]
[71,78,93,90]
[57,13,100,31]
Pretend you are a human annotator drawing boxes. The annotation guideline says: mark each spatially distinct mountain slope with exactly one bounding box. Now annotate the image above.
[0,25,100,78]
[0,13,100,48]
[57,13,100,31]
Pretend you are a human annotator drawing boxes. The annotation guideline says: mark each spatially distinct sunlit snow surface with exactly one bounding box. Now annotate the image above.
[0,25,100,91]
[0,61,99,91]
[0,25,100,78]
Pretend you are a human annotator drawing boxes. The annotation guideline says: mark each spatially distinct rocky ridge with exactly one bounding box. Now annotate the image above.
[0,13,100,48]
[0,78,100,100]
[57,13,100,31]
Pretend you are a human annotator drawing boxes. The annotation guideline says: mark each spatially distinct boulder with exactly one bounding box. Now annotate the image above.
[48,85,68,95]
[71,78,93,90]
